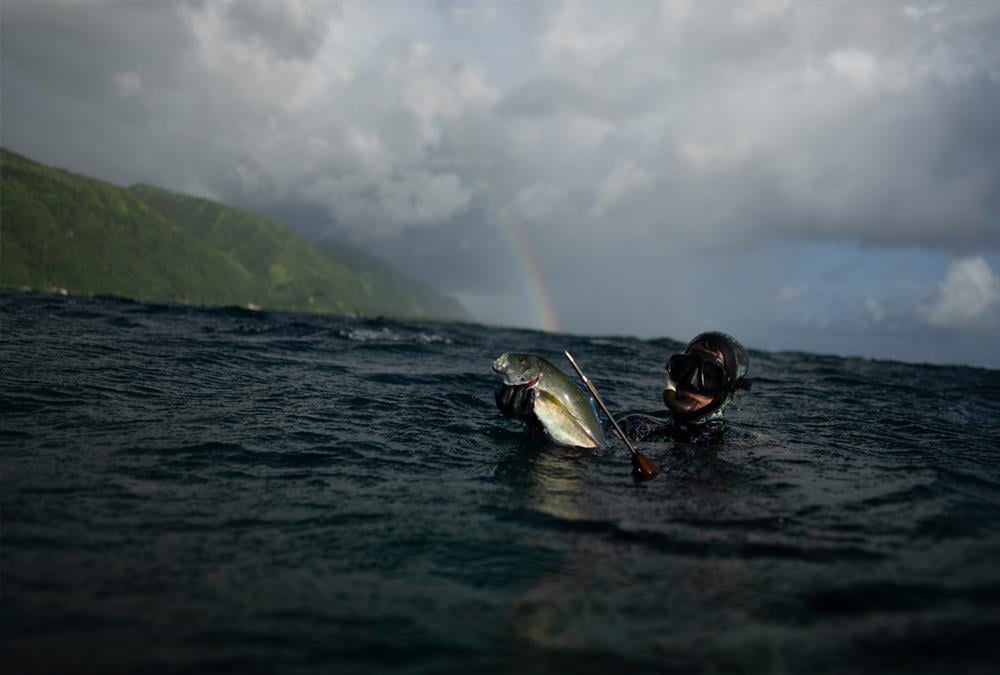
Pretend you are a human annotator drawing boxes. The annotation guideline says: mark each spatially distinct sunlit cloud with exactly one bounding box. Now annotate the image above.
[922,256,1000,328]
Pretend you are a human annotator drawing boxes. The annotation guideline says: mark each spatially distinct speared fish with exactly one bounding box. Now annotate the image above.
[492,352,606,449]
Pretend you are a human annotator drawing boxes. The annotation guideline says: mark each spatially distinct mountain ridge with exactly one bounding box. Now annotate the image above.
[0,148,466,320]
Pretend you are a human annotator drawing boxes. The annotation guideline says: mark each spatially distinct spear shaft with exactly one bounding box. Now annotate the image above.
[564,351,660,481]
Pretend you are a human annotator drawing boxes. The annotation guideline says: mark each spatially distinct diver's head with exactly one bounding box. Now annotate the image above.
[663,332,751,424]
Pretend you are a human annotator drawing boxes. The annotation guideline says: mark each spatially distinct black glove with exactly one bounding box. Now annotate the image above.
[495,383,536,419]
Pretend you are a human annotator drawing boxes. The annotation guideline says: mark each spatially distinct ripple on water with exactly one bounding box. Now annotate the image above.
[2,289,1000,673]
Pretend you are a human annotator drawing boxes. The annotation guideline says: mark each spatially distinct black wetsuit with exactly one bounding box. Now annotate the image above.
[616,412,726,446]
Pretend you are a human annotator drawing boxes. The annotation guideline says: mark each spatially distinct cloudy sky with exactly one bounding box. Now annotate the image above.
[3,1,999,366]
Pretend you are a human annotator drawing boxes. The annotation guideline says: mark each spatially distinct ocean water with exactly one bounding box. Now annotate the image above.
[2,290,999,674]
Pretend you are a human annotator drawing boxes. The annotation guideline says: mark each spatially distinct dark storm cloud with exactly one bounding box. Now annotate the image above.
[3,0,1000,360]
[223,1,340,61]
[1,1,196,97]
[1,1,219,190]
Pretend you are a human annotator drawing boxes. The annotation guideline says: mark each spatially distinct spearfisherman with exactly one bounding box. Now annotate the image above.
[495,331,752,446]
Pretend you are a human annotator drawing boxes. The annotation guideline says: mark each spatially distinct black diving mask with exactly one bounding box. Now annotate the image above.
[666,352,727,397]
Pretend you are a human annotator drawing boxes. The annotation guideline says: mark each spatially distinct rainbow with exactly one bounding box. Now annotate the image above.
[501,219,560,333]
[458,138,559,332]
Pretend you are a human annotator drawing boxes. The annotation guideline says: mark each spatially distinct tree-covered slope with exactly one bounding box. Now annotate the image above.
[0,148,466,319]
[315,238,467,321]
[129,184,465,319]
[0,149,254,305]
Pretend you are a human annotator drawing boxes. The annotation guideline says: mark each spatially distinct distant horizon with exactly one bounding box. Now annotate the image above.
[3,283,996,373]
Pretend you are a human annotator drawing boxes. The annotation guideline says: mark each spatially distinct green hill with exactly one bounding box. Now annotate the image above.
[315,237,466,321]
[0,149,466,320]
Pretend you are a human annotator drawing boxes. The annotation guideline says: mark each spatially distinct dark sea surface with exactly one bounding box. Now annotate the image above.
[2,290,1000,674]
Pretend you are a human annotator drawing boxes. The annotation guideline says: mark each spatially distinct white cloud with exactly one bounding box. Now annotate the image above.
[733,0,793,26]
[303,170,472,238]
[540,4,631,70]
[826,49,878,87]
[922,256,1000,327]
[903,4,945,23]
[775,283,808,304]
[678,139,753,175]
[113,71,142,97]
[451,5,497,27]
[865,297,885,322]
[508,185,565,224]
[590,160,654,217]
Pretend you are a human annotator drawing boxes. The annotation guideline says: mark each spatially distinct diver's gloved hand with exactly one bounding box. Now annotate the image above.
[495,383,536,419]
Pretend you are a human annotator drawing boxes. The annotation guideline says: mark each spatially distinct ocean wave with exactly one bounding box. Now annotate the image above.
[4,290,1000,674]
[338,326,452,344]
